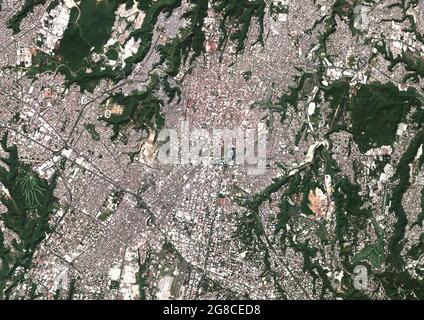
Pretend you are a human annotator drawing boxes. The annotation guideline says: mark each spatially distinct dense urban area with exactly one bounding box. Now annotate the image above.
[1,0,424,300]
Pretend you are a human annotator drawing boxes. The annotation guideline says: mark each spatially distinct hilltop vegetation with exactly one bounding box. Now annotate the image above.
[0,132,58,299]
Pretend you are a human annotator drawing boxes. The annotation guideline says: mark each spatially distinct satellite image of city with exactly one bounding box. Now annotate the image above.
[1,0,424,303]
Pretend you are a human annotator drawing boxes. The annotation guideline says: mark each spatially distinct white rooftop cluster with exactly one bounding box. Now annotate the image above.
[389,21,424,57]
[107,247,140,300]
[38,3,72,54]
[16,47,33,67]
[103,2,146,69]
[324,58,368,85]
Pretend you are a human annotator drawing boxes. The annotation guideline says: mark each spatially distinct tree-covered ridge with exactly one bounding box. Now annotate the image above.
[0,132,58,299]
[9,0,275,144]
[17,0,269,92]
[238,0,424,299]
[100,88,165,141]
[212,0,266,54]
[7,0,271,147]
[234,96,424,298]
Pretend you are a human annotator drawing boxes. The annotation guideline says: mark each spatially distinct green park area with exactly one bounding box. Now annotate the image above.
[58,0,124,72]
[0,133,58,299]
[350,82,420,153]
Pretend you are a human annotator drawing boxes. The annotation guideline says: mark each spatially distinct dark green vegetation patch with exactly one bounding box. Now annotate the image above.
[0,133,58,299]
[349,82,420,153]
[100,91,165,140]
[58,0,122,72]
